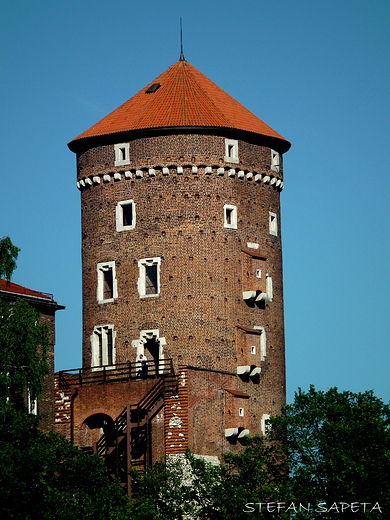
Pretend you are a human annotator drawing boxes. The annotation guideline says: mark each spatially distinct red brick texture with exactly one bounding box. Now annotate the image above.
[65,130,286,460]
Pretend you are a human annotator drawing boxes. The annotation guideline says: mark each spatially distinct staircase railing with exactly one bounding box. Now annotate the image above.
[94,375,178,460]
[57,358,175,389]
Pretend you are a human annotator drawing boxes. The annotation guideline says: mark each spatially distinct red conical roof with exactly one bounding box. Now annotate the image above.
[69,60,290,152]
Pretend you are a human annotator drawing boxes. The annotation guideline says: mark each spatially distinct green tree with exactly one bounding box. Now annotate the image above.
[271,386,390,519]
[0,298,49,414]
[0,236,48,415]
[129,440,289,520]
[0,238,129,519]
[0,236,20,281]
[0,414,129,519]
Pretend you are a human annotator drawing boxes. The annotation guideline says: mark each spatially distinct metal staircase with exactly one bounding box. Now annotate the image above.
[94,374,178,491]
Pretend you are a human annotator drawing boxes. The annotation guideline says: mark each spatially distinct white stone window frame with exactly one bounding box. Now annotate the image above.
[27,388,38,415]
[271,149,280,172]
[91,324,116,370]
[269,212,278,236]
[138,257,161,298]
[116,199,136,231]
[97,261,118,304]
[239,407,245,417]
[261,413,271,435]
[224,138,239,164]
[254,326,267,361]
[114,142,130,166]
[224,204,238,229]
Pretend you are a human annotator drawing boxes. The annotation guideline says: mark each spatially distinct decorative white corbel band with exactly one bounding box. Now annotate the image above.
[77,165,284,191]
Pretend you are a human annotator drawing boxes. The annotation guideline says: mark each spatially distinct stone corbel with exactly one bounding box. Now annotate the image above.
[237,366,251,376]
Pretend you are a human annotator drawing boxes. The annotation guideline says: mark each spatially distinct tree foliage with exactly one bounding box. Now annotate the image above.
[0,236,20,281]
[270,386,390,519]
[0,412,129,520]
[129,440,288,520]
[130,388,390,519]
[0,298,49,413]
[0,238,129,519]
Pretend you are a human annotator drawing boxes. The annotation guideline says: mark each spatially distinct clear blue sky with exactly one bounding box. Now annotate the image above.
[1,0,389,404]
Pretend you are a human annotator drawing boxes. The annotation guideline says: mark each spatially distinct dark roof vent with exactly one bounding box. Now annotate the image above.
[145,83,161,94]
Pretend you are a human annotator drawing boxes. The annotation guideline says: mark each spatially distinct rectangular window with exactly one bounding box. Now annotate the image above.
[224,139,239,164]
[138,257,161,298]
[114,142,130,166]
[27,389,38,415]
[145,265,158,294]
[271,149,280,172]
[103,268,113,300]
[91,325,116,368]
[97,261,118,303]
[116,200,136,231]
[269,212,278,236]
[224,204,237,229]
[261,413,271,435]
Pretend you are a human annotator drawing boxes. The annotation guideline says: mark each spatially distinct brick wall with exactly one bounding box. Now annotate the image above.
[71,130,286,458]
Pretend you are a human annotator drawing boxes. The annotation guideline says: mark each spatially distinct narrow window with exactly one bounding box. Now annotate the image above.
[103,268,113,300]
[123,204,133,227]
[251,346,256,355]
[145,265,158,295]
[261,414,271,435]
[116,200,136,231]
[106,328,113,365]
[27,389,38,415]
[271,149,280,172]
[97,330,103,366]
[224,139,239,164]
[138,258,161,298]
[269,212,278,236]
[114,143,130,166]
[92,325,116,369]
[239,407,245,417]
[224,204,237,229]
[226,208,233,225]
[97,262,118,303]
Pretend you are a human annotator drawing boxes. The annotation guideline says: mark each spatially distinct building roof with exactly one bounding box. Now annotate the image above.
[0,279,64,309]
[69,60,290,153]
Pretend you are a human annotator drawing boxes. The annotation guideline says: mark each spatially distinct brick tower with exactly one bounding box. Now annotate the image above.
[60,57,290,483]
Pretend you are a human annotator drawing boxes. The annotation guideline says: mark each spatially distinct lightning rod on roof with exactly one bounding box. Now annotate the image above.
[179,17,186,61]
